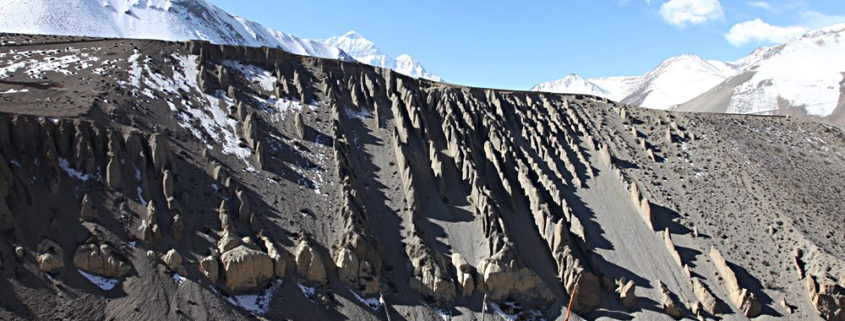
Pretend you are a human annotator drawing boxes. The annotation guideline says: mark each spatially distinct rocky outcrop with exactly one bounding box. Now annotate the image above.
[294,236,327,284]
[690,277,721,315]
[658,281,684,319]
[710,247,761,317]
[72,243,131,278]
[258,233,286,278]
[807,275,845,321]
[406,238,456,302]
[477,243,553,303]
[451,253,475,297]
[220,245,274,293]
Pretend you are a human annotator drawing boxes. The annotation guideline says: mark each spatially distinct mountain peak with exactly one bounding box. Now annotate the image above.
[324,32,440,81]
[341,30,365,39]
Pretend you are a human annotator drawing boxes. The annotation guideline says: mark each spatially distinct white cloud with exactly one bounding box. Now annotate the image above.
[747,1,771,10]
[660,0,725,28]
[725,19,807,46]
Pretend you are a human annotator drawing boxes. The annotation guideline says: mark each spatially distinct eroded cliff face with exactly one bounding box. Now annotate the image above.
[0,34,842,321]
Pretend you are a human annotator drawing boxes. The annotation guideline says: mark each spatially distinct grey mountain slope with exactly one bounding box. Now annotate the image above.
[0,33,842,321]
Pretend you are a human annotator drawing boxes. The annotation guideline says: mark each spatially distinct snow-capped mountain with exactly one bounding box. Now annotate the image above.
[0,0,442,81]
[532,54,743,110]
[677,23,845,123]
[530,74,611,98]
[0,0,354,61]
[324,31,440,81]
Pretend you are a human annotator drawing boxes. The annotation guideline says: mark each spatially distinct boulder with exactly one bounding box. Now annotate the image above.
[221,245,274,293]
[72,243,131,278]
[37,253,63,274]
[161,249,186,275]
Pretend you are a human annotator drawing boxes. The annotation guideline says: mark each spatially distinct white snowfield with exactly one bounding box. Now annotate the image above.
[0,0,439,81]
[533,23,845,118]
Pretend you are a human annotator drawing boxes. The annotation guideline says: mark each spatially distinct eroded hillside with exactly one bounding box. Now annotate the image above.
[0,33,843,321]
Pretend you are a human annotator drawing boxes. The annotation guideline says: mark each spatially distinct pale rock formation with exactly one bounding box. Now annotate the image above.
[258,235,285,278]
[36,239,64,274]
[478,244,553,303]
[710,247,761,317]
[294,237,327,284]
[691,277,721,315]
[161,249,186,275]
[72,243,131,278]
[658,281,684,319]
[200,254,220,282]
[221,245,274,293]
[452,253,476,297]
[807,275,845,321]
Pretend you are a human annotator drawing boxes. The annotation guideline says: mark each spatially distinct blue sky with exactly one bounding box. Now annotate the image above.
[208,0,845,90]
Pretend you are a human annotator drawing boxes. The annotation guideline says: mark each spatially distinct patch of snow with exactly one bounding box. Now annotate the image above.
[298,283,316,299]
[58,158,91,181]
[172,55,251,163]
[0,88,29,94]
[78,269,120,291]
[172,273,186,284]
[487,302,544,321]
[222,60,276,92]
[349,289,381,310]
[227,279,282,315]
[344,106,372,119]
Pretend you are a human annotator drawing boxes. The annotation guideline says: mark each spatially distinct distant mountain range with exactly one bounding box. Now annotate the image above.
[533,24,845,125]
[0,0,440,81]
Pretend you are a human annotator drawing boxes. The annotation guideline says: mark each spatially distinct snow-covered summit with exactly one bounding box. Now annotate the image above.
[533,53,743,110]
[714,23,845,117]
[324,30,441,81]
[530,74,611,98]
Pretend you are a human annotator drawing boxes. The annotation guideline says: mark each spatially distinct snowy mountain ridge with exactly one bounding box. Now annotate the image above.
[533,23,845,123]
[532,53,745,110]
[324,31,440,81]
[0,0,439,80]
